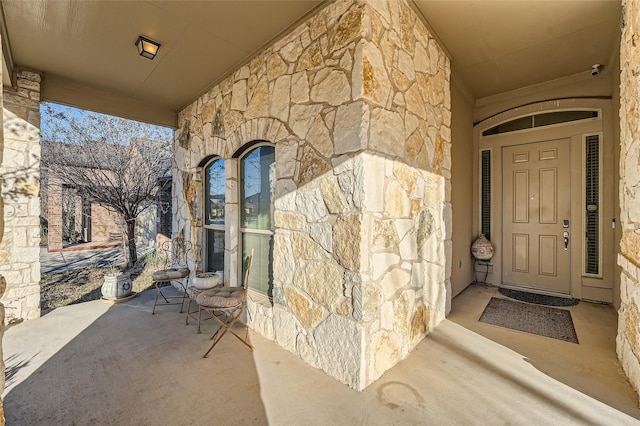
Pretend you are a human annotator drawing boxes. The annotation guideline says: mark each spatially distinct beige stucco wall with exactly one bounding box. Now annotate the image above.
[613,41,622,310]
[474,65,617,124]
[450,81,474,297]
[0,70,41,324]
[618,0,640,403]
[174,0,450,390]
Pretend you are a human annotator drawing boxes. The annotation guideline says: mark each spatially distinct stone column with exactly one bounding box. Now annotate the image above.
[172,0,451,391]
[617,0,640,403]
[0,69,42,324]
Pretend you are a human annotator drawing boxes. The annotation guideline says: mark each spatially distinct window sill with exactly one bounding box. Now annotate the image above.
[247,289,273,307]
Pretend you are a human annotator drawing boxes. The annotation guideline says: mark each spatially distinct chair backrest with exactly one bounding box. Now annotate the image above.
[160,236,192,268]
[242,249,254,293]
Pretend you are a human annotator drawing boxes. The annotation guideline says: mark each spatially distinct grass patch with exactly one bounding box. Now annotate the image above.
[40,250,169,313]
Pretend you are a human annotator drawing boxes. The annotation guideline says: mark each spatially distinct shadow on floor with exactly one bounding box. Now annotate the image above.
[4,291,268,425]
[4,286,640,425]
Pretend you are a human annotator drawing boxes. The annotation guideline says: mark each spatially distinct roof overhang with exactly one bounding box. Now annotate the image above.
[0,0,622,128]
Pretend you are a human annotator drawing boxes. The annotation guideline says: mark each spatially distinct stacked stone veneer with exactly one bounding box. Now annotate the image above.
[0,70,41,323]
[618,0,640,403]
[0,29,5,424]
[174,0,451,390]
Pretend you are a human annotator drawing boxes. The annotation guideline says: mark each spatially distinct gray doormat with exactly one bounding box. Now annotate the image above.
[499,288,579,307]
[479,297,579,344]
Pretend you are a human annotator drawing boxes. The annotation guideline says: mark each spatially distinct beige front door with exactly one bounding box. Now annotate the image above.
[502,139,571,294]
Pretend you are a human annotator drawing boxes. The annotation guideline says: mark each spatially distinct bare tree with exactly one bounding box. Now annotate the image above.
[41,103,172,267]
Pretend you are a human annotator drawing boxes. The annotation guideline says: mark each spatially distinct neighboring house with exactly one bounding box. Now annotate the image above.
[3,0,640,404]
[40,139,172,252]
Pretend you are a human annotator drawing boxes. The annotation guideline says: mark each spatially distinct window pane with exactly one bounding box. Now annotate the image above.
[206,229,224,272]
[242,232,273,296]
[585,135,600,275]
[534,110,598,127]
[482,110,599,136]
[205,159,225,226]
[481,150,491,241]
[241,146,275,230]
[156,179,172,238]
[482,116,532,136]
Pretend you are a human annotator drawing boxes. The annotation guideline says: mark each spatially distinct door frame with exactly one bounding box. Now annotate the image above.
[472,99,614,301]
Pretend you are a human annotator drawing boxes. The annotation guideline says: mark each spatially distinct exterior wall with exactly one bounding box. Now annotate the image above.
[135,204,157,249]
[0,27,6,424]
[45,180,121,249]
[474,67,616,124]
[0,70,41,323]
[354,0,451,385]
[450,82,474,296]
[174,0,450,390]
[46,175,63,250]
[45,180,154,249]
[618,0,640,403]
[90,204,121,243]
[613,44,623,310]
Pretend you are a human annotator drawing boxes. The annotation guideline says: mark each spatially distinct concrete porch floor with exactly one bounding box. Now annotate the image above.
[3,285,640,425]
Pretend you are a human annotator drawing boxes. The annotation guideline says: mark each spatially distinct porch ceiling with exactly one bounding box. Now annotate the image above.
[0,0,622,127]
[416,0,622,100]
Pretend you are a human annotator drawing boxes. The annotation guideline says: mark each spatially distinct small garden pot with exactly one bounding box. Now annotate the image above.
[101,272,133,300]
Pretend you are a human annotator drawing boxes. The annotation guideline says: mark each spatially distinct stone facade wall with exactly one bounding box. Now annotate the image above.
[0,28,6,425]
[357,1,451,384]
[618,0,640,403]
[174,0,450,390]
[0,70,41,323]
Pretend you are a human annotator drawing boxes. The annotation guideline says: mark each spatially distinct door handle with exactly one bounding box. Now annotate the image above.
[563,231,569,250]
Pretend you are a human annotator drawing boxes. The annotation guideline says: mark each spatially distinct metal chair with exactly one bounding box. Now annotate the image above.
[195,249,254,357]
[185,272,222,333]
[151,236,192,314]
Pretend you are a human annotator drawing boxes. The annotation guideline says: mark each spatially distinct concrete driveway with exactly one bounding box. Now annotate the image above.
[40,245,154,274]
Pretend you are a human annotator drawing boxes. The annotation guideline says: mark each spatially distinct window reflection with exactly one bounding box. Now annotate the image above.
[205,159,225,226]
[241,146,275,230]
[204,158,225,272]
[206,229,224,272]
[240,145,275,296]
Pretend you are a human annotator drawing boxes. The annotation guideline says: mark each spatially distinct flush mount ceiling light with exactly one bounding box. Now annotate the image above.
[135,35,160,60]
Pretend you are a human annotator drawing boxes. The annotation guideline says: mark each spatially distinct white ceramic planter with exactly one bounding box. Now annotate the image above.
[101,272,133,299]
[192,272,222,289]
